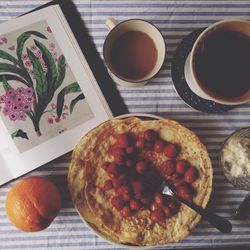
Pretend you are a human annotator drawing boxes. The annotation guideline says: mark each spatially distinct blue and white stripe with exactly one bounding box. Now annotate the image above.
[1,0,250,249]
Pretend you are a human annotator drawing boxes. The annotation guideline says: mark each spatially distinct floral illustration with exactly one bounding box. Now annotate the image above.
[0,29,85,138]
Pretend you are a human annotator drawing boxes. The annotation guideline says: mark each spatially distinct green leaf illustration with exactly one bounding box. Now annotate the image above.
[34,39,57,95]
[27,48,47,99]
[0,49,22,66]
[2,75,11,91]
[0,74,29,85]
[56,82,81,118]
[0,62,31,84]
[17,31,47,63]
[70,93,85,114]
[11,129,29,140]
[54,55,65,90]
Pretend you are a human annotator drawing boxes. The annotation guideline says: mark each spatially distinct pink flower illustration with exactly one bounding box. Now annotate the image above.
[25,96,34,103]
[52,51,57,58]
[48,118,53,124]
[16,95,24,104]
[6,88,15,97]
[55,117,60,123]
[25,87,34,96]
[0,95,6,103]
[5,98,13,107]
[9,112,18,121]
[63,104,68,110]
[2,107,10,116]
[17,112,26,121]
[8,45,15,51]
[30,44,37,51]
[35,50,42,59]
[49,43,55,50]
[22,102,32,111]
[1,37,8,44]
[21,54,28,61]
[25,60,32,67]
[16,87,25,95]
[47,26,52,33]
[10,103,21,112]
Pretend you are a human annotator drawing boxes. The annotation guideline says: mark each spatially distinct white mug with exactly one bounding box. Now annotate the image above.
[103,18,166,87]
[184,19,250,105]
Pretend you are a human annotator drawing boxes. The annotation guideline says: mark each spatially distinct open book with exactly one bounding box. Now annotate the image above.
[0,5,113,185]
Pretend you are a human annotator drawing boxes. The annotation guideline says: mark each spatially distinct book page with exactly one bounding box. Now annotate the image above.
[0,5,113,184]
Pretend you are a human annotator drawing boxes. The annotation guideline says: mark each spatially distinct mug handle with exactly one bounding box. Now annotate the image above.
[106,17,118,31]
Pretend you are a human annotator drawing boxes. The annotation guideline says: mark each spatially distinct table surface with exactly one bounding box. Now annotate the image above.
[1,0,250,249]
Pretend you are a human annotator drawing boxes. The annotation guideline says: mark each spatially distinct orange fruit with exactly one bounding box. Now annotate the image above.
[5,176,61,232]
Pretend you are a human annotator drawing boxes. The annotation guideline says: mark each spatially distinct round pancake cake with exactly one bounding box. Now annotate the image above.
[68,117,212,246]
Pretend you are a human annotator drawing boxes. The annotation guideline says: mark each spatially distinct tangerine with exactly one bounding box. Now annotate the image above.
[5,176,61,232]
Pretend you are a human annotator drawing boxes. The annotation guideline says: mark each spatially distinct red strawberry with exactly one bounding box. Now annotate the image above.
[162,160,176,176]
[111,195,125,210]
[111,148,126,163]
[135,161,148,173]
[154,193,163,206]
[150,208,165,223]
[135,138,146,149]
[125,158,134,168]
[143,129,159,142]
[164,143,178,158]
[184,166,199,183]
[116,185,130,195]
[131,180,143,195]
[126,146,135,155]
[177,185,193,201]
[154,140,166,153]
[103,180,113,190]
[163,206,172,218]
[123,193,132,202]
[120,206,132,218]
[116,133,131,148]
[129,199,141,211]
[176,160,188,174]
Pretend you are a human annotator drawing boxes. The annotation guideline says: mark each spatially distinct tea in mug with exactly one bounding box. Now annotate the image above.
[193,29,250,100]
[110,31,157,80]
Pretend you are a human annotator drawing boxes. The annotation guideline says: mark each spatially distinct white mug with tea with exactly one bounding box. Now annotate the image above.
[103,18,166,87]
[184,19,250,105]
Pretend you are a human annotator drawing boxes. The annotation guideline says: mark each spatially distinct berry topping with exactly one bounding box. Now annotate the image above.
[163,206,172,218]
[143,129,159,142]
[129,199,141,211]
[135,138,146,149]
[177,185,193,201]
[162,160,176,176]
[126,146,135,155]
[176,160,188,174]
[116,133,131,148]
[164,143,178,158]
[120,206,132,218]
[184,166,199,183]
[135,161,148,174]
[111,195,125,210]
[154,193,163,206]
[150,208,165,222]
[154,140,166,153]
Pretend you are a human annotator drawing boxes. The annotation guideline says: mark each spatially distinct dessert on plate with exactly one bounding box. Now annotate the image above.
[68,117,212,246]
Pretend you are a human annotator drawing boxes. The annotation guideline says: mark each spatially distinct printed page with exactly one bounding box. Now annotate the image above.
[0,5,113,185]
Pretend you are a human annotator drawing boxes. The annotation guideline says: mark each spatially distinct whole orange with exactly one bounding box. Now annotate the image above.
[5,176,61,232]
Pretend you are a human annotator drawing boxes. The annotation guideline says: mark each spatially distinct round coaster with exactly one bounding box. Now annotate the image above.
[171,28,235,113]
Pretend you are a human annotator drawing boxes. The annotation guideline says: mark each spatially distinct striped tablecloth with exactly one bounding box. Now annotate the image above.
[1,0,250,249]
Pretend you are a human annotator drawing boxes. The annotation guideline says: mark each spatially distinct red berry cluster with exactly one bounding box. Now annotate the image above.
[101,129,199,222]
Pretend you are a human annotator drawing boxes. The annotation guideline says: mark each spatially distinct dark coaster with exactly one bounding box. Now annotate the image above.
[171,28,235,113]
